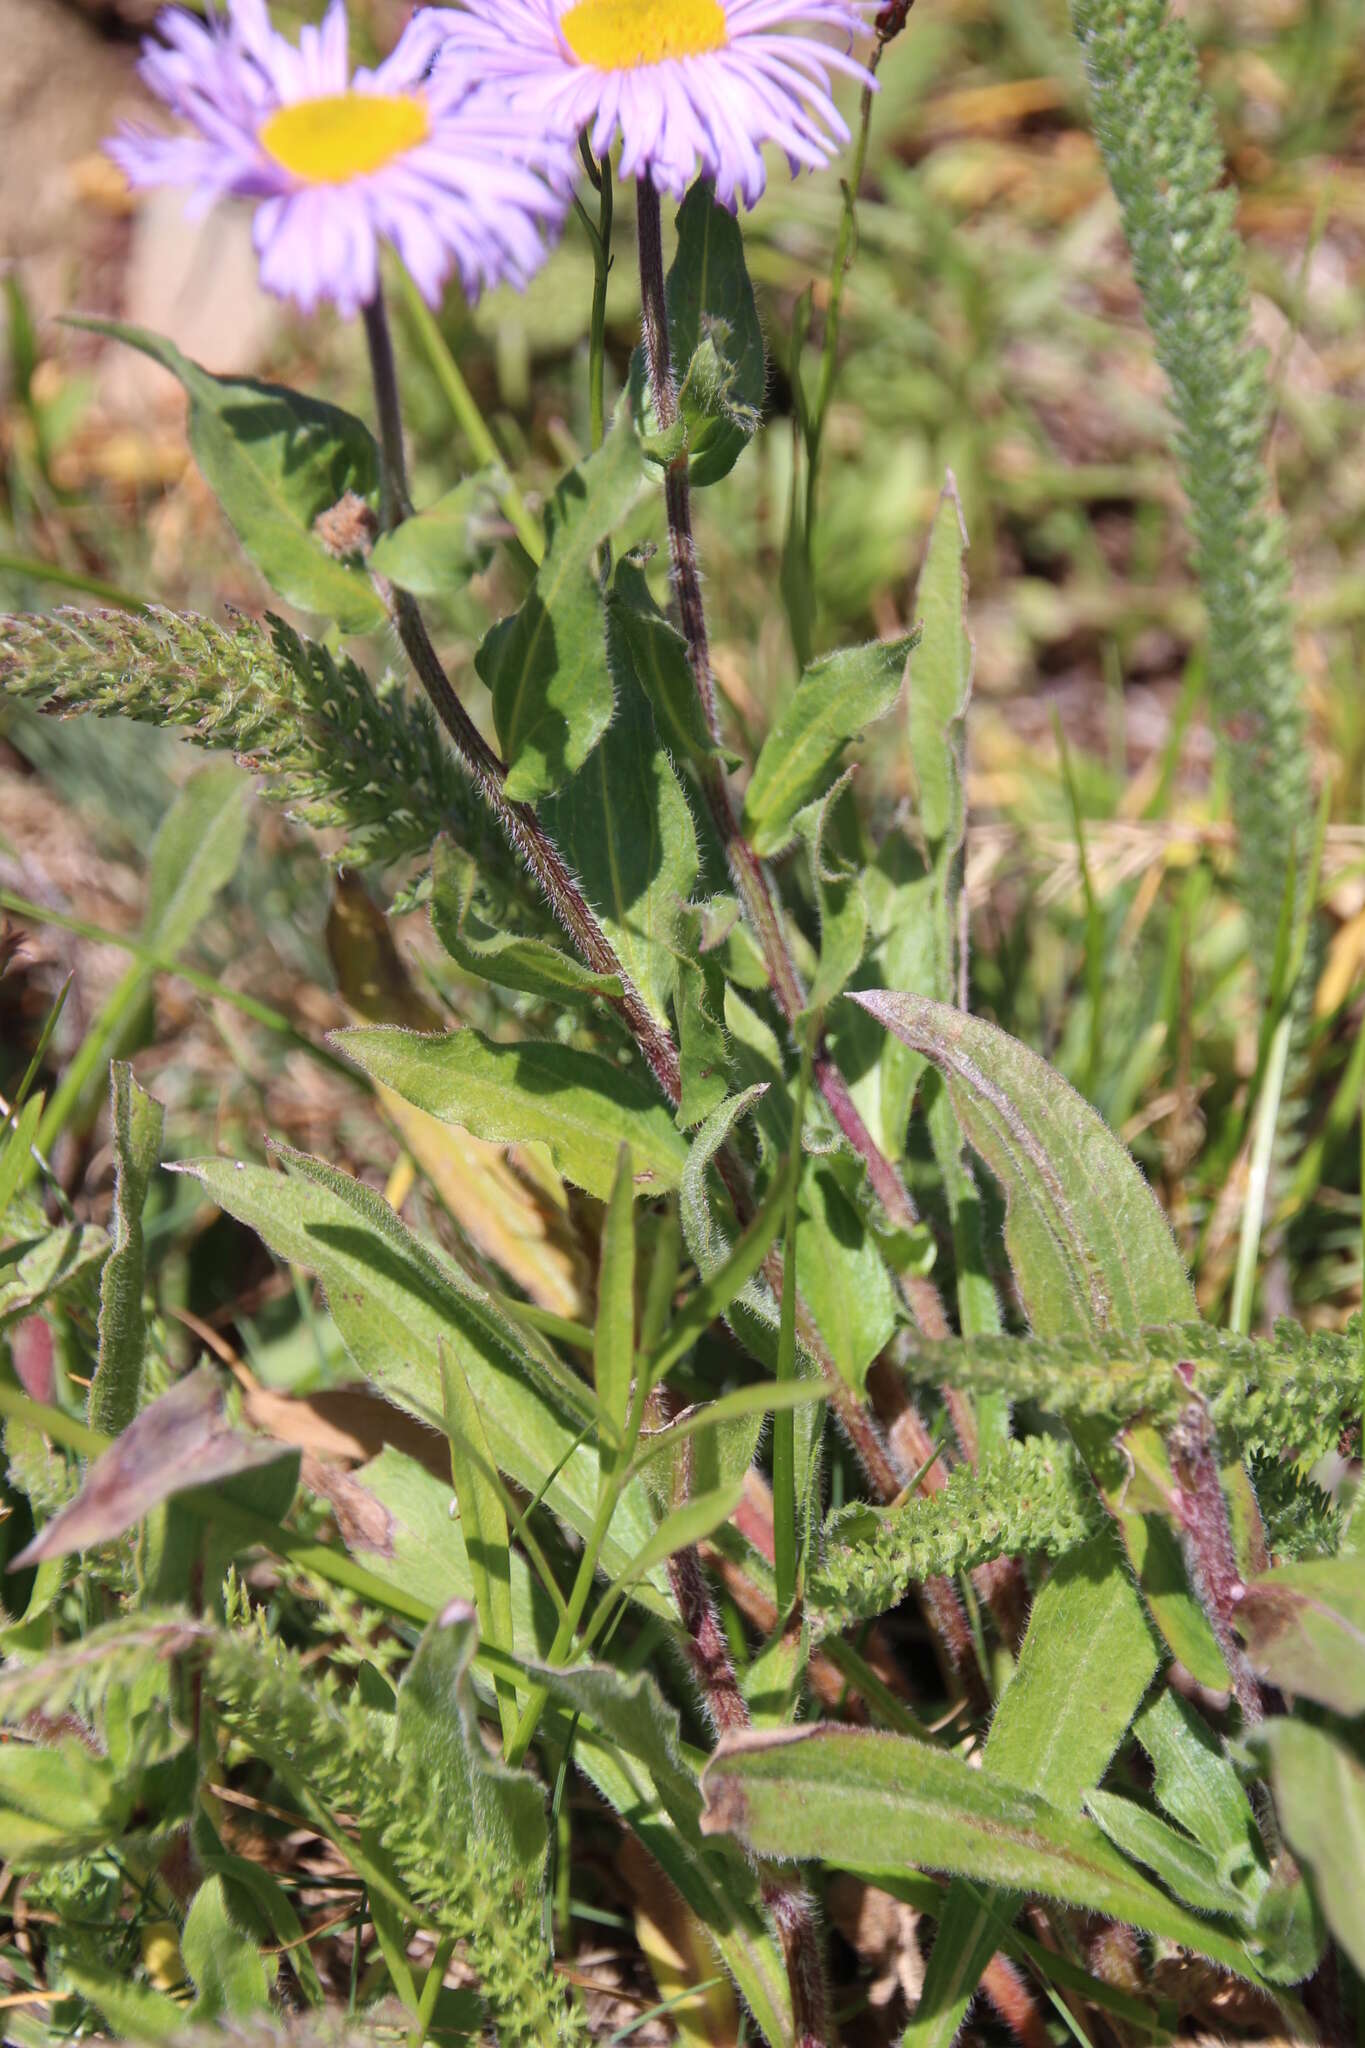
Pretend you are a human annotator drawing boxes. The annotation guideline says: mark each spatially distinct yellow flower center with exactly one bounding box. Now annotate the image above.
[258,91,429,185]
[560,0,728,69]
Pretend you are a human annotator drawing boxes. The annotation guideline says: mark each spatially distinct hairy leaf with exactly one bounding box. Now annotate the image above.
[629,179,766,488]
[369,471,501,596]
[12,1366,291,1569]
[176,1151,661,1591]
[80,320,384,633]
[542,572,701,1021]
[88,1064,164,1440]
[907,1536,1161,2047]
[336,1026,690,1200]
[430,835,622,1003]
[743,635,915,858]
[700,1726,1261,1979]
[477,410,643,802]
[1257,1719,1365,1974]
[1234,1556,1365,1716]
[854,993,1194,1339]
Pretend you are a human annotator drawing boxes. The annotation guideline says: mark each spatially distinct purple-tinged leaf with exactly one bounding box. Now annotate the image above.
[10,1366,290,1569]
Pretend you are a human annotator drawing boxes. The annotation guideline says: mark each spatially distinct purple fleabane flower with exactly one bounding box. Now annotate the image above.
[432,0,878,210]
[107,0,573,318]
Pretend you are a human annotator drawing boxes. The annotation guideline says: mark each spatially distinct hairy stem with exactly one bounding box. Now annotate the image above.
[635,178,950,1347]
[1167,1376,1264,1724]
[362,293,682,1111]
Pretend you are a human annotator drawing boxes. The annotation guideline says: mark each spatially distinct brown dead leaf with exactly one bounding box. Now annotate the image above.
[10,1365,291,1568]
[299,1453,394,1557]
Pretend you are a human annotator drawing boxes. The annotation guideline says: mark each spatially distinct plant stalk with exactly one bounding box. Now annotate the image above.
[635,177,950,1345]
[361,292,682,1113]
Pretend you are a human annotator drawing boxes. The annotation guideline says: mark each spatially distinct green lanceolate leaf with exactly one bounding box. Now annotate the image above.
[1233,1555,1365,1715]
[986,1538,1160,1807]
[743,634,916,858]
[175,1150,661,1591]
[795,1160,895,1393]
[440,1350,519,1748]
[430,835,622,1004]
[629,179,766,488]
[615,1477,746,1589]
[369,470,501,596]
[142,763,249,960]
[88,1064,164,1440]
[0,1093,43,1220]
[1086,1790,1246,1920]
[0,1223,108,1329]
[542,572,701,1022]
[182,1875,270,2019]
[907,1536,1162,2048]
[397,1603,547,1884]
[700,1725,1262,1979]
[854,993,1195,1338]
[795,777,869,1015]
[610,558,717,766]
[477,408,644,802]
[1257,1718,1365,1975]
[79,320,384,633]
[529,1660,793,2045]
[852,988,1218,1684]
[336,1026,689,1200]
[595,1147,638,1450]
[1134,1686,1266,1883]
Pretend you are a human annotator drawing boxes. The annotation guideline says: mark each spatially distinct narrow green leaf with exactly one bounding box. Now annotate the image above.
[743,635,916,857]
[617,1479,745,1588]
[1087,1790,1246,1920]
[0,1092,43,1219]
[854,993,1195,1339]
[369,470,501,596]
[1257,1718,1365,1975]
[199,1849,325,2008]
[396,1602,548,1885]
[62,1962,183,2041]
[542,577,700,1021]
[78,319,384,633]
[1134,1687,1266,1882]
[648,1110,790,1384]
[441,1347,519,1750]
[142,762,249,961]
[174,1151,661,1589]
[610,560,717,766]
[88,1063,164,1440]
[1234,1556,1365,1715]
[336,1026,690,1201]
[700,1728,1261,1979]
[795,1159,896,1394]
[907,1536,1161,2048]
[795,776,869,1015]
[530,1661,793,2044]
[182,1875,270,2020]
[430,835,622,1003]
[596,1146,638,1449]
[629,1380,829,1478]
[477,409,644,802]
[628,179,766,488]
